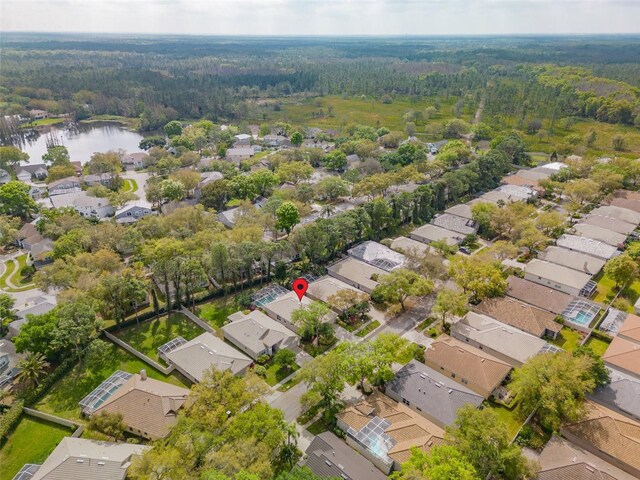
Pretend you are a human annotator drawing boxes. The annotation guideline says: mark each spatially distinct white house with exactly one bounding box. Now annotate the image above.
[48,176,81,196]
[122,152,148,170]
[73,195,115,220]
[234,133,252,145]
[115,202,154,224]
[226,147,255,163]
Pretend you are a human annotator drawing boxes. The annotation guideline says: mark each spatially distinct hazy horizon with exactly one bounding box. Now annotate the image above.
[2,0,640,36]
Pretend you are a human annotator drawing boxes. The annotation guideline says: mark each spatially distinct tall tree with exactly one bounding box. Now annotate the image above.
[16,352,49,388]
[433,289,469,330]
[0,181,38,219]
[373,268,434,312]
[392,445,479,480]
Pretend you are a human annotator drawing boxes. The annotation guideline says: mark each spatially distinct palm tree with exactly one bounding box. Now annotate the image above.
[16,353,49,388]
[322,204,335,218]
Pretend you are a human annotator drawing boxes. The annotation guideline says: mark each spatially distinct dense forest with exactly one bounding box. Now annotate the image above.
[1,34,640,132]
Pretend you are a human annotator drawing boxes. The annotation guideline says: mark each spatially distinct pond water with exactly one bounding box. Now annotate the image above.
[15,122,145,165]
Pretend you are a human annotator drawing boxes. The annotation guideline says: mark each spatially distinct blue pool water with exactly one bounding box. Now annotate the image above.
[570,311,592,325]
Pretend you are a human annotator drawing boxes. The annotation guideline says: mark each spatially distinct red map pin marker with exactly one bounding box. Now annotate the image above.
[292,278,309,301]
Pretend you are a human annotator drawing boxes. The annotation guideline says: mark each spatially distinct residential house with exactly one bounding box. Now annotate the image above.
[28,109,48,120]
[423,335,512,398]
[261,291,337,333]
[19,437,147,480]
[72,195,115,220]
[222,310,297,360]
[121,152,148,170]
[523,259,593,297]
[537,435,636,480]
[28,183,44,199]
[0,339,25,389]
[497,184,538,200]
[589,205,640,226]
[347,240,407,271]
[47,176,81,196]
[194,171,224,201]
[451,312,554,367]
[538,246,605,276]
[16,223,41,250]
[479,190,528,204]
[115,202,154,224]
[326,257,387,294]
[16,169,32,183]
[304,431,388,480]
[306,276,365,311]
[385,360,483,427]
[29,239,54,267]
[560,401,640,478]
[473,297,562,339]
[87,371,190,439]
[389,236,434,256]
[337,392,446,474]
[613,189,640,202]
[573,223,628,247]
[608,197,640,214]
[583,214,636,235]
[556,234,619,260]
[0,168,11,184]
[501,174,541,191]
[262,134,289,147]
[430,213,478,236]
[505,275,574,315]
[532,162,567,176]
[514,168,550,182]
[10,296,57,338]
[603,313,640,378]
[410,224,464,246]
[592,367,640,422]
[83,173,115,188]
[159,332,252,381]
[444,202,476,220]
[234,133,252,145]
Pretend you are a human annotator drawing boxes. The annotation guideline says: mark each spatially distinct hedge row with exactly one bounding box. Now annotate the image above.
[0,400,24,444]
[590,329,613,343]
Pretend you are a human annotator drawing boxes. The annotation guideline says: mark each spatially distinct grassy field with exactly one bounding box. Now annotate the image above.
[0,256,35,292]
[263,361,299,387]
[355,320,380,337]
[0,258,16,289]
[593,271,640,310]
[258,95,474,133]
[114,312,203,363]
[10,254,34,288]
[35,343,190,422]
[20,117,65,128]
[196,294,251,329]
[486,401,524,439]
[0,416,74,480]
[585,336,610,356]
[120,178,138,194]
[548,327,582,353]
[80,115,140,129]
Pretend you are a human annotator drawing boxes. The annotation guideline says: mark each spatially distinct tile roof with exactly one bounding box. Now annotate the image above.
[561,402,640,476]
[338,392,446,466]
[221,310,296,358]
[538,435,636,480]
[589,206,640,226]
[582,214,637,235]
[608,197,640,214]
[473,296,561,337]
[423,335,512,397]
[410,224,464,246]
[304,431,388,480]
[525,259,592,291]
[613,190,640,202]
[501,174,540,189]
[306,276,364,304]
[603,336,640,378]
[506,276,574,314]
[444,203,475,220]
[390,236,434,256]
[557,235,620,260]
[327,257,386,293]
[31,437,147,480]
[386,360,483,426]
[515,168,550,182]
[618,313,640,343]
[92,373,190,439]
[164,332,252,379]
[431,213,478,235]
[538,246,606,276]
[452,312,549,366]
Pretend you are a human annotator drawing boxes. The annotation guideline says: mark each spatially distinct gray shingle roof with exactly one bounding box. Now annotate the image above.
[386,360,483,427]
[431,213,478,235]
[592,368,640,421]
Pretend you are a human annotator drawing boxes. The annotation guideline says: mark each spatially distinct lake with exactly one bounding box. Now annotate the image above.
[16,122,145,164]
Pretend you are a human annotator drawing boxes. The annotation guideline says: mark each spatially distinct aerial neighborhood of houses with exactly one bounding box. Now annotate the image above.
[3,113,640,480]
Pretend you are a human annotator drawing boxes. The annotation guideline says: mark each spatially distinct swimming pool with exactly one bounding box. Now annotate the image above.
[562,299,601,328]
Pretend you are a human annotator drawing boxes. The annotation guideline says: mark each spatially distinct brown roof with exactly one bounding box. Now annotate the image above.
[502,174,541,189]
[538,435,636,480]
[506,276,573,315]
[18,223,38,240]
[618,313,640,343]
[608,197,640,213]
[423,335,512,397]
[473,297,561,337]
[92,373,190,439]
[338,393,446,465]
[614,190,640,202]
[603,336,640,377]
[561,402,640,475]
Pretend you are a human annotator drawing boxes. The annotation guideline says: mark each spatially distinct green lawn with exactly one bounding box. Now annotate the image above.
[9,254,34,287]
[306,418,330,435]
[20,117,65,128]
[120,178,138,194]
[263,361,299,387]
[485,401,524,439]
[260,95,474,133]
[585,336,611,357]
[355,320,380,337]
[114,313,203,363]
[0,416,74,480]
[35,343,190,422]
[548,327,582,353]
[0,256,37,292]
[593,271,640,311]
[197,295,249,328]
[0,259,16,289]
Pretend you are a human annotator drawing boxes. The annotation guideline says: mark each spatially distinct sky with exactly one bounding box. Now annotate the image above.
[2,0,640,35]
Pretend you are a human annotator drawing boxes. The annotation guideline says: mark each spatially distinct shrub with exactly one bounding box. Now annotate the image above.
[256,354,270,365]
[254,365,267,378]
[20,265,36,278]
[0,400,24,444]
[237,292,252,308]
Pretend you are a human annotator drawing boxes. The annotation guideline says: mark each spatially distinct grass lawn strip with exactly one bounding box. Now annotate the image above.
[355,320,381,337]
[114,312,203,363]
[196,294,251,328]
[548,327,581,353]
[585,336,610,357]
[0,259,16,289]
[263,360,299,387]
[8,254,34,288]
[0,415,73,480]
[485,401,524,440]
